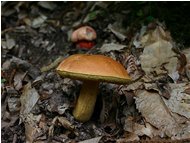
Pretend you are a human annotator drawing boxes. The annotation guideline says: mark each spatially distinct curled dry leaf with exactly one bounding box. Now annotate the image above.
[57,117,75,131]
[38,1,57,11]
[182,48,190,80]
[124,116,160,138]
[49,116,74,137]
[140,25,172,47]
[182,48,190,62]
[163,83,190,119]
[140,40,178,79]
[7,96,20,113]
[139,26,179,81]
[100,43,126,53]
[10,57,40,79]
[24,113,45,143]
[31,14,47,29]
[20,82,40,119]
[79,136,102,143]
[13,71,27,91]
[135,90,182,138]
[116,132,140,143]
[108,23,127,41]
[5,34,16,50]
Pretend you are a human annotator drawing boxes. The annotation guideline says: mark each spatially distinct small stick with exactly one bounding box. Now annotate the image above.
[40,56,66,72]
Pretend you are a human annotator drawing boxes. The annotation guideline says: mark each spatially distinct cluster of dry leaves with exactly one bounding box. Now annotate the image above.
[1,2,190,143]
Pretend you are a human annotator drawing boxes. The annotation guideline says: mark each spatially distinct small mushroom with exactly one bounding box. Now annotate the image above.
[56,54,131,122]
[71,26,97,49]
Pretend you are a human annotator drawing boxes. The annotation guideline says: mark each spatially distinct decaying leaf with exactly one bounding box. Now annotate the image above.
[7,96,20,113]
[24,113,44,143]
[186,64,190,80]
[14,71,27,91]
[49,116,75,138]
[100,43,126,53]
[163,83,190,119]
[10,57,40,79]
[79,136,102,143]
[20,82,40,119]
[6,34,16,50]
[183,48,190,63]
[183,48,190,80]
[31,14,47,28]
[135,90,182,138]
[140,25,172,47]
[38,1,57,11]
[139,26,179,82]
[57,117,75,131]
[83,10,101,23]
[108,23,127,41]
[140,40,178,78]
[116,132,140,143]
[124,116,159,138]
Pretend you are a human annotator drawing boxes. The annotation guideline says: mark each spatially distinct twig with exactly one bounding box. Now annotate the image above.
[12,134,17,143]
[40,56,66,72]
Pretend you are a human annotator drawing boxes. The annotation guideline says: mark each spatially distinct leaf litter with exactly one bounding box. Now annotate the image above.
[1,2,190,143]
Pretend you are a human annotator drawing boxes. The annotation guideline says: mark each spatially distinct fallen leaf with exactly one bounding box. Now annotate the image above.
[183,48,190,80]
[100,43,126,53]
[83,10,101,23]
[13,71,27,91]
[6,38,16,50]
[20,82,40,118]
[117,132,140,143]
[182,48,190,63]
[140,39,178,78]
[24,113,44,143]
[108,23,127,41]
[7,96,20,113]
[57,116,74,131]
[186,64,190,80]
[140,25,172,47]
[124,116,159,138]
[135,90,181,137]
[38,1,57,11]
[163,83,190,119]
[32,14,47,28]
[10,57,40,79]
[79,136,102,143]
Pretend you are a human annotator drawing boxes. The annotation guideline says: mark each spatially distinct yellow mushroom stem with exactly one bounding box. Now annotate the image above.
[73,80,99,122]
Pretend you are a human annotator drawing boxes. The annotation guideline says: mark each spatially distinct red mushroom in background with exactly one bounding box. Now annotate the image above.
[71,26,97,49]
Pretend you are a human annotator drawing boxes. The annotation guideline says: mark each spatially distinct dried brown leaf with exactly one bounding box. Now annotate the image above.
[38,2,57,10]
[100,43,126,53]
[24,114,44,143]
[116,132,139,143]
[79,136,102,143]
[108,23,127,41]
[124,116,160,138]
[140,40,178,79]
[163,83,190,119]
[140,26,172,47]
[135,90,182,137]
[57,117,74,131]
[20,82,40,118]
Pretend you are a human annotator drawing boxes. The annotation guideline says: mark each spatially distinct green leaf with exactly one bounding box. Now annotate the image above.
[1,78,6,83]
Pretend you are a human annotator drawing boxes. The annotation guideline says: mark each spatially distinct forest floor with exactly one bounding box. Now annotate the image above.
[1,2,190,143]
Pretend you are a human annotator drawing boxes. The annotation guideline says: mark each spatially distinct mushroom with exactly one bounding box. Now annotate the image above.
[71,26,97,49]
[56,54,131,122]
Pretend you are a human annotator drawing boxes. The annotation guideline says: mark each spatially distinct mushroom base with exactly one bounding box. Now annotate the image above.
[73,81,99,122]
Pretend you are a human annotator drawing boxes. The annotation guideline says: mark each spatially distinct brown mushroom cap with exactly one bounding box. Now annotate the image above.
[56,54,131,84]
